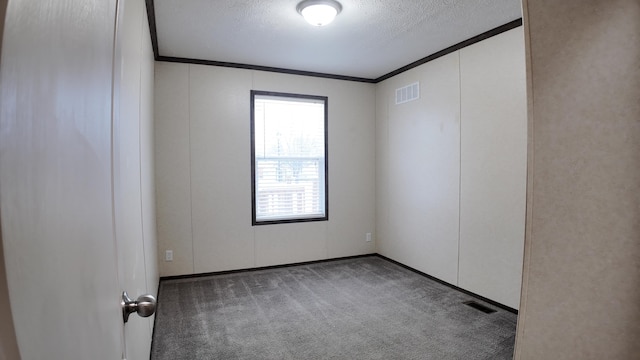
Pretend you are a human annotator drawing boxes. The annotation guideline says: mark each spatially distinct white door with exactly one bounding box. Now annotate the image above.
[0,0,156,359]
[113,0,158,358]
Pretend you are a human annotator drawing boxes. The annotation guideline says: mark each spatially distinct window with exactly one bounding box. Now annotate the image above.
[251,91,328,225]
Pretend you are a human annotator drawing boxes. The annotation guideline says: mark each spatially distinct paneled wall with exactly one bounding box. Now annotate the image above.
[458,28,527,308]
[155,64,376,276]
[375,53,462,285]
[515,1,640,358]
[376,27,527,308]
[155,27,526,308]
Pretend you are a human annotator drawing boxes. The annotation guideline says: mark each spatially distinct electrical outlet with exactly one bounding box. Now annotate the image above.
[366,233,372,242]
[165,250,173,261]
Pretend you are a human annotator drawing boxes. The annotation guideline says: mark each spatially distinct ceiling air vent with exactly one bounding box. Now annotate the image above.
[395,82,420,105]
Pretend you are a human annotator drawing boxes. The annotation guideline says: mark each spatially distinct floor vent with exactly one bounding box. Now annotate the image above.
[463,301,497,314]
[395,82,420,104]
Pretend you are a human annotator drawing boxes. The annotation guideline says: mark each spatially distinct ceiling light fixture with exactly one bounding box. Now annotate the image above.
[297,0,342,27]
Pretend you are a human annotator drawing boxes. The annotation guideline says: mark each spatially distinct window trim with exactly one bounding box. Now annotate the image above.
[250,90,329,226]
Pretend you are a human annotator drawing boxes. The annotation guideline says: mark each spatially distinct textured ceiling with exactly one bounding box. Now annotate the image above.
[153,0,522,80]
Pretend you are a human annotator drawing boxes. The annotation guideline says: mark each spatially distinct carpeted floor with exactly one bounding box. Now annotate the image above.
[151,256,517,360]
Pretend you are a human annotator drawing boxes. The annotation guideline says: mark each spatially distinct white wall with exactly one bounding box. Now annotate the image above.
[459,28,527,308]
[376,27,527,308]
[155,28,526,308]
[155,63,376,276]
[154,63,193,276]
[375,53,462,285]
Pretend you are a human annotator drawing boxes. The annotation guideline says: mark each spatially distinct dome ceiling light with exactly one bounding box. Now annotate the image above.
[296,0,342,27]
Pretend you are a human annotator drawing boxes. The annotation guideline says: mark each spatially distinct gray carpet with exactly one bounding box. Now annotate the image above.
[151,256,517,360]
